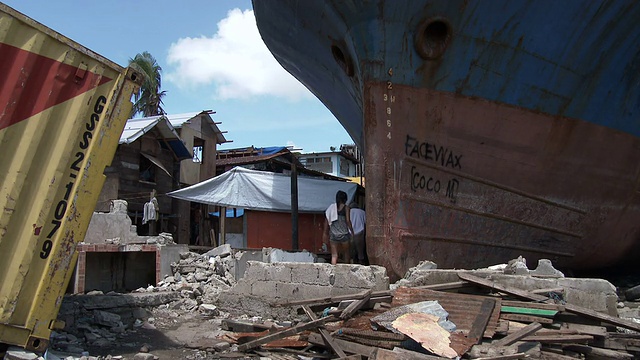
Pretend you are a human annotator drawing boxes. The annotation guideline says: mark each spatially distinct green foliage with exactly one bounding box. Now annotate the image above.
[129,51,166,117]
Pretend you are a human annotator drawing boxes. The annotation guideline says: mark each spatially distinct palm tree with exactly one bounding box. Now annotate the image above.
[129,51,167,117]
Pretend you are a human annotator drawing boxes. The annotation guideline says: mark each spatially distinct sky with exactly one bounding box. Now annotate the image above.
[4,0,354,153]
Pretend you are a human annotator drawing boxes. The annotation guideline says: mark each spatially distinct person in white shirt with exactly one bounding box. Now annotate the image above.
[349,202,367,265]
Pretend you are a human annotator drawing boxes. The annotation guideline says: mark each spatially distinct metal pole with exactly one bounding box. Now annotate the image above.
[291,164,299,250]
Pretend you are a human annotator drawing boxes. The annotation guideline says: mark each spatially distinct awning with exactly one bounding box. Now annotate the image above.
[167,167,357,213]
[141,152,171,177]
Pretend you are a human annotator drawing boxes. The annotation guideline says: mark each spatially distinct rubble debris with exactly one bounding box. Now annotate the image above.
[504,256,529,276]
[42,253,640,359]
[302,305,347,358]
[491,322,542,347]
[530,259,565,278]
[391,312,459,358]
[458,272,640,332]
[237,316,333,351]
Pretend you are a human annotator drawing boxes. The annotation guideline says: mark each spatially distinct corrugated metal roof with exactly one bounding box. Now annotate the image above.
[120,116,191,160]
[166,111,228,144]
[392,287,501,339]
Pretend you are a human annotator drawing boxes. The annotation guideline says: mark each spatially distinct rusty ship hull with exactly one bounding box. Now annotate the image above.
[252,0,640,280]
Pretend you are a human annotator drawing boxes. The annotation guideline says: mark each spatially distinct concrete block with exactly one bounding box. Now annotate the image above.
[332,264,389,291]
[236,252,265,280]
[159,244,189,279]
[243,260,268,281]
[251,280,278,298]
[265,263,292,283]
[268,248,315,263]
[297,284,332,299]
[557,277,618,316]
[273,282,304,299]
[295,263,333,285]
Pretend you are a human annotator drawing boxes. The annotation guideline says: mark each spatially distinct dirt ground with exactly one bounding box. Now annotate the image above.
[80,309,237,359]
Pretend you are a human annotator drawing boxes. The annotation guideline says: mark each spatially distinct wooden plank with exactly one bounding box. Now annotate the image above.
[458,273,640,333]
[500,313,554,324]
[238,317,332,351]
[276,290,391,307]
[302,305,347,358]
[522,334,593,343]
[473,354,527,360]
[221,319,271,332]
[308,332,377,358]
[562,344,634,359]
[560,323,608,337]
[413,281,475,291]
[338,355,362,360]
[603,337,640,352]
[491,322,543,347]
[328,296,393,316]
[260,347,333,358]
[340,289,373,320]
[501,300,564,311]
[538,351,581,360]
[468,298,496,343]
[374,348,447,359]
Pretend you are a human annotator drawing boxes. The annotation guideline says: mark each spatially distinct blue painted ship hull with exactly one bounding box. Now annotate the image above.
[253,0,640,279]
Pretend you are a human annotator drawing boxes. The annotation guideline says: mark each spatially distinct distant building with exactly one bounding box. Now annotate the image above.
[298,144,363,179]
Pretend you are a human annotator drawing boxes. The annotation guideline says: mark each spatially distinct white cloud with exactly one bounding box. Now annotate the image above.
[166,8,312,101]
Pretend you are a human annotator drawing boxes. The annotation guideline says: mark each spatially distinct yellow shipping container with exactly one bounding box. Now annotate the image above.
[0,3,141,351]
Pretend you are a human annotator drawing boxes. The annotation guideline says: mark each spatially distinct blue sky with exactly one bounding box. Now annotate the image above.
[4,0,353,153]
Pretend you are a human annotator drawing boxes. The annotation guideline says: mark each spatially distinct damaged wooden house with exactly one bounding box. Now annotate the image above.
[95,110,228,244]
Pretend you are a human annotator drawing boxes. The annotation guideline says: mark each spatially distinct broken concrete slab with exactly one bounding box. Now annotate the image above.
[531,259,565,278]
[392,268,618,315]
[202,244,232,258]
[504,256,529,275]
[3,347,42,360]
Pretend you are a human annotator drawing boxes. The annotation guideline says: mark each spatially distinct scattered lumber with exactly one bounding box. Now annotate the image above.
[414,281,475,291]
[374,347,447,359]
[499,313,554,324]
[458,272,640,333]
[559,323,608,337]
[221,319,272,332]
[341,289,373,320]
[491,322,542,347]
[468,298,496,343]
[238,316,333,351]
[276,289,392,307]
[225,271,640,359]
[302,305,347,358]
[308,332,377,358]
[562,344,635,359]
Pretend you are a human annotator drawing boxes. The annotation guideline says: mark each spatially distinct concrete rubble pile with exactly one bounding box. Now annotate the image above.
[6,250,640,360]
[209,257,640,360]
[14,247,240,360]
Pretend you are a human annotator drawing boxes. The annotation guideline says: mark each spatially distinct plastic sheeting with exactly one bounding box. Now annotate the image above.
[167,167,357,213]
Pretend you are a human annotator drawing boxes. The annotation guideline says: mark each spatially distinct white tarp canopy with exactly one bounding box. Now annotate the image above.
[167,167,357,213]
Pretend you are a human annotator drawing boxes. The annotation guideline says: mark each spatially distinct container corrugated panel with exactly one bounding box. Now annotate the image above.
[0,3,141,351]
